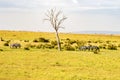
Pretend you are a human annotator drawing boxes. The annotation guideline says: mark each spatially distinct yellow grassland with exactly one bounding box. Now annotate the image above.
[0,30,120,80]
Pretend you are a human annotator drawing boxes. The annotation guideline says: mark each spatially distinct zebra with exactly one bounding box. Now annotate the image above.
[79,46,88,51]
[90,46,100,52]
[10,43,21,48]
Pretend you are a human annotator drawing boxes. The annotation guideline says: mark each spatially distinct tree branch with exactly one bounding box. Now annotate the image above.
[44,8,67,32]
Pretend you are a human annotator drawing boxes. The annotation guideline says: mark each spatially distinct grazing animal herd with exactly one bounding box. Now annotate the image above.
[1,37,101,53]
[79,45,100,52]
[8,42,100,53]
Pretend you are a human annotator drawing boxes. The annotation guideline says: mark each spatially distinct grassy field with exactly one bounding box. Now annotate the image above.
[0,30,120,80]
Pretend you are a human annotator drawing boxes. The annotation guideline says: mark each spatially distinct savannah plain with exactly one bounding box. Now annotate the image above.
[0,30,120,80]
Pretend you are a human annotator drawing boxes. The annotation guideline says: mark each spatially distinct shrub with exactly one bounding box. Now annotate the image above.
[0,37,4,41]
[69,40,76,45]
[51,41,57,46]
[87,40,92,43]
[24,47,30,50]
[94,40,104,43]
[6,40,11,43]
[30,45,36,48]
[76,40,86,47]
[60,42,64,44]
[0,49,3,51]
[118,44,120,47]
[36,44,45,49]
[33,39,39,42]
[66,38,70,40]
[63,44,75,51]
[106,40,111,44]
[65,38,76,45]
[25,44,36,48]
[36,44,55,49]
[99,44,107,49]
[38,37,49,43]
[54,46,58,49]
[33,37,49,43]
[55,62,61,66]
[107,44,117,50]
[93,50,99,54]
[75,46,79,50]
[24,40,29,42]
[44,44,54,49]
[4,42,9,46]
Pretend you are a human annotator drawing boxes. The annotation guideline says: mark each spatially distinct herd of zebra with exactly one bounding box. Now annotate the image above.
[79,45,100,52]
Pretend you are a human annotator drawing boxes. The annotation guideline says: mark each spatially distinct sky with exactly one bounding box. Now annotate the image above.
[0,0,120,32]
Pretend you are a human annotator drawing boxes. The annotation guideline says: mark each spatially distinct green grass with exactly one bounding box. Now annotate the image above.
[0,30,120,80]
[0,49,120,80]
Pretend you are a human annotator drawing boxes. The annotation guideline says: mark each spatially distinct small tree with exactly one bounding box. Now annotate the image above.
[44,8,67,51]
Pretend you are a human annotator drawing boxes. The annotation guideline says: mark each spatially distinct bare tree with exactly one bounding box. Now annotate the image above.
[44,8,67,51]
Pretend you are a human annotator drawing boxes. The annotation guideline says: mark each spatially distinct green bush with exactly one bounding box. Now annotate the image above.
[38,37,49,43]
[93,50,99,54]
[33,37,49,43]
[94,40,104,43]
[36,44,54,49]
[24,40,29,42]
[118,44,120,47]
[76,40,86,47]
[44,44,54,49]
[54,62,61,66]
[25,44,36,48]
[107,44,117,50]
[106,40,111,44]
[33,39,39,42]
[51,41,57,46]
[36,44,45,49]
[0,37,4,41]
[6,40,11,43]
[87,40,92,43]
[99,44,107,49]
[27,43,55,49]
[63,44,75,51]
[0,49,3,51]
[65,38,76,45]
[24,47,30,50]
[66,38,70,40]
[4,42,9,46]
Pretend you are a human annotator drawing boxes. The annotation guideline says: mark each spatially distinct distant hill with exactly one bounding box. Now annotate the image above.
[74,31,120,34]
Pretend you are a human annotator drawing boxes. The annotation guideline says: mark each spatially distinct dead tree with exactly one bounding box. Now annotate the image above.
[44,9,67,51]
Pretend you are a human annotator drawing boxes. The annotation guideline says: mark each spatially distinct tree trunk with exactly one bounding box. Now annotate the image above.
[55,31,61,51]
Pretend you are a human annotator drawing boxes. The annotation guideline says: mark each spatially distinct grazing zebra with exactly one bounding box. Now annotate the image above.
[79,46,88,51]
[90,46,100,52]
[10,43,21,48]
